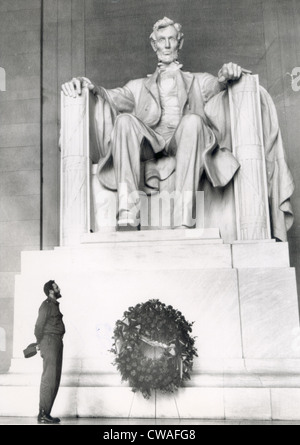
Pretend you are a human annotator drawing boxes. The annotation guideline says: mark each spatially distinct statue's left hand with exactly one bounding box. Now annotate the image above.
[218,63,250,83]
[61,76,95,97]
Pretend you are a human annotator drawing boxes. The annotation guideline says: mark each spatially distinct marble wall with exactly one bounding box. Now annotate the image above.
[0,0,41,371]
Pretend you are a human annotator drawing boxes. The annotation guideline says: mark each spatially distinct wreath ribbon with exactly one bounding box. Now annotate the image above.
[140,335,177,357]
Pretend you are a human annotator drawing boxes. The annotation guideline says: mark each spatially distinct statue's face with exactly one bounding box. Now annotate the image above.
[151,25,182,64]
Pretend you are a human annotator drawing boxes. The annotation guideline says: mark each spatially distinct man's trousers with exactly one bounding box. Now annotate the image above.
[39,334,63,415]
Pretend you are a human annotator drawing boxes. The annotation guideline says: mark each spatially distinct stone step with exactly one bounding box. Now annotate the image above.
[9,357,300,376]
[20,238,291,278]
[1,384,300,419]
[3,367,300,389]
[4,373,300,390]
[20,243,233,274]
[80,228,222,244]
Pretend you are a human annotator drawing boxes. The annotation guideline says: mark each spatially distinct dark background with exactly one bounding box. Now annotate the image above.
[85,0,268,88]
[0,0,300,371]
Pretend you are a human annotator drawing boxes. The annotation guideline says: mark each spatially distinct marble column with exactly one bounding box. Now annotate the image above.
[228,74,271,241]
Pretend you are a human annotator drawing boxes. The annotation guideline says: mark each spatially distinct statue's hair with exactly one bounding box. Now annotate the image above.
[150,17,184,42]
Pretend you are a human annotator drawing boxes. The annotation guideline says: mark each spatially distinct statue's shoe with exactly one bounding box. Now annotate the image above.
[117,218,139,231]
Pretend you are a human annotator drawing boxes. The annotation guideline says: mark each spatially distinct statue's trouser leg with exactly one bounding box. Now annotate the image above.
[167,114,209,227]
[111,114,164,225]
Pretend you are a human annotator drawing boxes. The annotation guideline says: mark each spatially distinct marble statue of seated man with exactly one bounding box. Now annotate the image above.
[62,17,294,239]
[61,17,246,230]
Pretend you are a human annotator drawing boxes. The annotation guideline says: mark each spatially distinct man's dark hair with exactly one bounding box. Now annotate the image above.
[43,280,55,297]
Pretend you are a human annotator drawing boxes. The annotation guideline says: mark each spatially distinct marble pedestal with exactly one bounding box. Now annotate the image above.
[0,229,299,420]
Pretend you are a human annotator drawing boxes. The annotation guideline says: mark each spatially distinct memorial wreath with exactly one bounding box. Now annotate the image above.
[111,299,198,399]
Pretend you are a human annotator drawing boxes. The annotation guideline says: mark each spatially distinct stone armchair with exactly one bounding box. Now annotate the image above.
[60,74,272,246]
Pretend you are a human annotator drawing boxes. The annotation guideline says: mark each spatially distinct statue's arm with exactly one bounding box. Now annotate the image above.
[200,73,227,103]
[201,63,251,103]
[61,76,135,113]
[96,85,135,114]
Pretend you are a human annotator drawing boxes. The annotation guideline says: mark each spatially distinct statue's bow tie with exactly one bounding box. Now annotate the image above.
[158,62,183,75]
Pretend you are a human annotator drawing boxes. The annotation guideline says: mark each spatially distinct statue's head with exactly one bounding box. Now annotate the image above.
[150,17,184,65]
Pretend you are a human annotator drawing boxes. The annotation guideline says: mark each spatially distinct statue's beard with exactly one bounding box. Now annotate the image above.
[157,50,179,65]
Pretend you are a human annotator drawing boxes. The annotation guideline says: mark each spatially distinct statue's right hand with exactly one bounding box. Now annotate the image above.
[61,77,95,97]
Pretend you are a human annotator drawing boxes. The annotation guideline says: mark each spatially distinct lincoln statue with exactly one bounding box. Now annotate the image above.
[61,17,294,239]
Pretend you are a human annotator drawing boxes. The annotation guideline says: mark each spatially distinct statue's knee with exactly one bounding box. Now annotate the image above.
[181,114,203,132]
[114,114,136,132]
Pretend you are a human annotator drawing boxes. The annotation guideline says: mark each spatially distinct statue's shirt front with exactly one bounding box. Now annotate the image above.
[156,70,182,143]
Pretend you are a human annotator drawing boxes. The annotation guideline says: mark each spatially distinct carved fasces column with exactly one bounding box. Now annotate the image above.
[228,74,271,241]
[60,88,98,246]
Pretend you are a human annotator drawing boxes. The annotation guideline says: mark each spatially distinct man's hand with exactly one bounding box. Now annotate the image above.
[61,77,95,97]
[218,63,251,83]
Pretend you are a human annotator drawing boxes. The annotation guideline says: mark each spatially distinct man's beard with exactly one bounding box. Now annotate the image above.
[55,292,62,300]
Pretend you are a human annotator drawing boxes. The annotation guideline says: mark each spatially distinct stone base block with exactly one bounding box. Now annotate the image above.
[224,388,271,420]
[13,267,243,363]
[232,241,290,268]
[271,389,300,420]
[2,233,299,419]
[238,268,299,358]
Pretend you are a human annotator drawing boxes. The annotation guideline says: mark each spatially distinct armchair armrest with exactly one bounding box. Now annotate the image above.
[228,74,271,241]
[60,88,98,246]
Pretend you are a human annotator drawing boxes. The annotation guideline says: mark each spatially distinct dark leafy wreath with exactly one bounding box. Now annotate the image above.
[111,299,198,399]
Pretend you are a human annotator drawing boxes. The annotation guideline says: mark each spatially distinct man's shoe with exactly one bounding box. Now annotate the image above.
[49,415,61,423]
[37,410,60,424]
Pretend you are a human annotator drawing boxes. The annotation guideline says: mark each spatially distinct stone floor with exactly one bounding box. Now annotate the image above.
[0,417,299,425]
